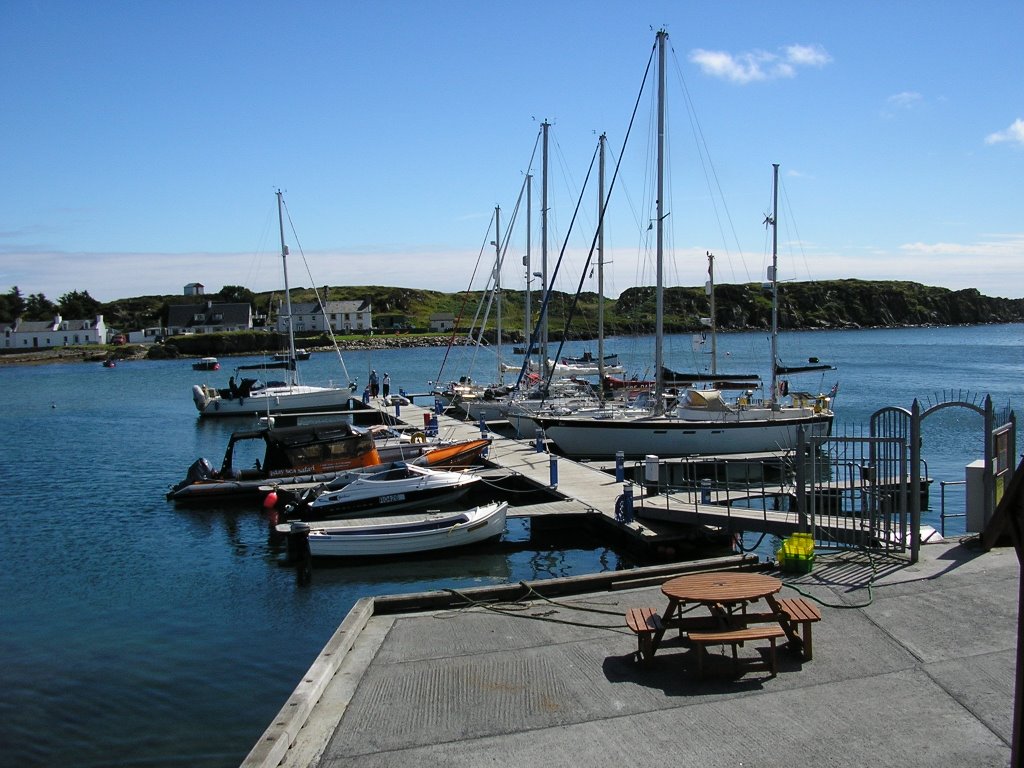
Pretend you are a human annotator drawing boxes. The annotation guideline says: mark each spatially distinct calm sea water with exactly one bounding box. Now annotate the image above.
[0,324,1020,767]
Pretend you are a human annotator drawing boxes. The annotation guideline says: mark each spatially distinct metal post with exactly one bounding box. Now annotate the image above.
[910,399,922,564]
[549,455,558,488]
[622,483,634,523]
[795,426,808,531]
[535,429,545,453]
[984,394,995,529]
[615,450,624,482]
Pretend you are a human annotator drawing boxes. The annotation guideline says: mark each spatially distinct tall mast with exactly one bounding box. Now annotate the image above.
[524,174,532,365]
[494,204,502,383]
[653,30,667,414]
[277,189,298,386]
[769,162,780,403]
[707,251,717,376]
[597,132,607,398]
[540,120,550,379]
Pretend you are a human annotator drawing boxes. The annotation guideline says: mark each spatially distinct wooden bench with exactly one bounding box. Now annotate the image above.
[687,625,787,677]
[776,597,822,660]
[625,607,663,663]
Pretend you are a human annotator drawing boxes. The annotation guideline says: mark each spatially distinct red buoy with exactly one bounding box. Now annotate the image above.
[263,491,278,509]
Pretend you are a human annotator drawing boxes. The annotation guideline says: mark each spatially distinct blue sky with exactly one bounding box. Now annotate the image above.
[2,1,1022,303]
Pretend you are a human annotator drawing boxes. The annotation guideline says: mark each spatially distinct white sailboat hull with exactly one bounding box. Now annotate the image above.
[533,409,833,459]
[301,501,508,558]
[192,383,356,418]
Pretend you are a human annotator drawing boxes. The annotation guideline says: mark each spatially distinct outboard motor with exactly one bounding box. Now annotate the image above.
[185,457,215,483]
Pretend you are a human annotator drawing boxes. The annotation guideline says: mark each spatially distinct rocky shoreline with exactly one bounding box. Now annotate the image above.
[0,335,468,366]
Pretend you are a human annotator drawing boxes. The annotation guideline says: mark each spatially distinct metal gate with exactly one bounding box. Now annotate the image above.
[796,430,911,555]
[796,392,1016,563]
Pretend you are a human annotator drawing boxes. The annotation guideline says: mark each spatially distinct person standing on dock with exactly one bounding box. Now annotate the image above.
[369,369,379,397]
[382,372,391,398]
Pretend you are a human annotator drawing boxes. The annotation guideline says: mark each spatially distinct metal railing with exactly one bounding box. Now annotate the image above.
[939,479,967,537]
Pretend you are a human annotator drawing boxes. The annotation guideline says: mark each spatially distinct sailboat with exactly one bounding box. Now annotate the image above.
[530,32,835,459]
[191,191,358,418]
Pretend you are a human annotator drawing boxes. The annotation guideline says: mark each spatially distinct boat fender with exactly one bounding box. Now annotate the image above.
[411,431,427,443]
[263,490,278,509]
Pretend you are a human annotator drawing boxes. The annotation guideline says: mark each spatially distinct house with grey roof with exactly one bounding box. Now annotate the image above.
[277,300,373,333]
[429,312,455,332]
[166,302,252,335]
[3,314,107,349]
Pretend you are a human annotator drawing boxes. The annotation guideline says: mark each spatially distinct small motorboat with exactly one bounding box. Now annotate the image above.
[281,500,508,558]
[102,359,116,368]
[271,348,311,362]
[166,419,491,504]
[192,357,220,371]
[276,463,482,520]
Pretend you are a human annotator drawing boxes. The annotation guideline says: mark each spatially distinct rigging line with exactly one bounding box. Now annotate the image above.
[433,208,496,386]
[778,174,813,283]
[436,126,542,387]
[512,140,598,392]
[280,195,354,386]
[669,44,751,287]
[513,44,656,394]
[543,144,601,378]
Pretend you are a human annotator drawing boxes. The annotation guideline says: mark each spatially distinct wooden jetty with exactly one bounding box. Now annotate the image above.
[366,398,859,550]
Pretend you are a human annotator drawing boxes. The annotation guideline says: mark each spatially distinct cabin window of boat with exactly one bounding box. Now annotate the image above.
[228,439,267,472]
[285,444,328,465]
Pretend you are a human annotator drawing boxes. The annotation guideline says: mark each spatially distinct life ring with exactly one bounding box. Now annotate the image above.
[411,431,427,443]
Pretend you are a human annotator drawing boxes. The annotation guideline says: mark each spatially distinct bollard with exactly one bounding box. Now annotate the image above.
[428,415,438,437]
[622,483,634,523]
[362,387,370,405]
[534,428,545,453]
[285,521,311,564]
[549,454,558,488]
[615,450,625,482]
[434,397,443,415]
[644,454,659,493]
[701,478,711,504]
[479,416,488,438]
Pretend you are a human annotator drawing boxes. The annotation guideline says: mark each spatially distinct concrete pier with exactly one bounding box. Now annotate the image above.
[242,538,1017,767]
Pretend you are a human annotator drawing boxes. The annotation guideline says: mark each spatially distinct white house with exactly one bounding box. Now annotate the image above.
[3,314,107,349]
[278,300,373,333]
[429,312,455,332]
[184,282,205,296]
[127,327,165,345]
[166,302,252,335]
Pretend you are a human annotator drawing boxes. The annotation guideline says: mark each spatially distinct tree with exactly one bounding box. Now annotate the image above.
[24,293,58,320]
[217,285,256,305]
[59,289,101,319]
[0,286,25,322]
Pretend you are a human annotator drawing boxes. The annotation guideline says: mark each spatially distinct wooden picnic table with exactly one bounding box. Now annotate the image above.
[625,571,821,668]
[661,571,782,613]
[659,571,793,676]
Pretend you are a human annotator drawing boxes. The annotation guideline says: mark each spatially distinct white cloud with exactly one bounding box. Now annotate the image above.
[985,118,1024,146]
[887,91,924,109]
[784,44,831,68]
[690,44,831,84]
